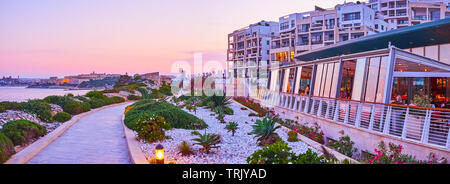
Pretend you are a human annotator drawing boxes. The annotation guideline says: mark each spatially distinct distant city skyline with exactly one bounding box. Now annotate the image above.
[0,0,359,78]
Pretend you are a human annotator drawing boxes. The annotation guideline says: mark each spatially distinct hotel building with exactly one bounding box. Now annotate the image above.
[227,20,280,96]
[257,19,450,158]
[367,0,450,29]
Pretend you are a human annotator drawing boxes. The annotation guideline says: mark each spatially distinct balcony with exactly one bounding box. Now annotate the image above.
[413,15,427,20]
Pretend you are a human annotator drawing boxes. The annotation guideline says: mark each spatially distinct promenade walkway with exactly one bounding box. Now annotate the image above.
[27,103,132,164]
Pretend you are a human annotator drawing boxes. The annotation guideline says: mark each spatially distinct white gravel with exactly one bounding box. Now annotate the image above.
[138,101,320,164]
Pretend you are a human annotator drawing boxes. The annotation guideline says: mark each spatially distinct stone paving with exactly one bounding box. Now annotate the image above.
[27,103,132,164]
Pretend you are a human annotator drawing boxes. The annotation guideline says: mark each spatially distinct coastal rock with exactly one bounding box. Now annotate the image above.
[50,104,63,115]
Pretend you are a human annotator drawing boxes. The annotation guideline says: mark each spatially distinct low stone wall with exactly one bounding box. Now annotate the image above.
[272,105,450,161]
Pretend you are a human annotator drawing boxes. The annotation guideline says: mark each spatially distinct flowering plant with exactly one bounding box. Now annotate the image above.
[368,141,419,164]
[292,124,324,144]
[233,97,272,117]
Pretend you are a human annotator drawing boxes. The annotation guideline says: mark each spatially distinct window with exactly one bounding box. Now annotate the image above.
[297,65,313,95]
[372,4,378,10]
[291,20,295,28]
[375,24,378,29]
[343,12,361,21]
[301,24,310,32]
[364,57,381,102]
[313,64,324,96]
[280,22,289,30]
[351,58,366,101]
[311,32,323,45]
[340,60,356,99]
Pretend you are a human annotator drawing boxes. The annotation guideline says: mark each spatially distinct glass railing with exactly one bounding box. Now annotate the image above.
[258,90,450,150]
[413,15,427,20]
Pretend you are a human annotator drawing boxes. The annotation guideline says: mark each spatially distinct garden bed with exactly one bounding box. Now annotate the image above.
[136,101,320,164]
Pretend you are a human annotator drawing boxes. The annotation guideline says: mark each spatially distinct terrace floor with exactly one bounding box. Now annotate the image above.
[27,103,132,164]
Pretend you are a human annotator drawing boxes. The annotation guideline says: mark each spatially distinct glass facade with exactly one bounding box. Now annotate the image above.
[269,47,450,109]
[297,65,313,95]
[340,60,356,99]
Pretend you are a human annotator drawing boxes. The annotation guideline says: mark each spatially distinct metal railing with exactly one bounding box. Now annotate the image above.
[256,90,450,150]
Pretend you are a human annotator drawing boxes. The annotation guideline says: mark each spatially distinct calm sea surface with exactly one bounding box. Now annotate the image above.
[0,86,91,102]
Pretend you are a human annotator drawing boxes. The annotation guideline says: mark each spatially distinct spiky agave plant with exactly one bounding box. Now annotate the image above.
[249,115,281,142]
[225,122,239,136]
[208,93,231,109]
[192,131,221,154]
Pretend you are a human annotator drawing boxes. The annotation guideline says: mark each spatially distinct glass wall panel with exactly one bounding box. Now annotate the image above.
[376,56,389,103]
[320,64,329,96]
[330,62,341,98]
[287,68,296,93]
[314,64,324,96]
[294,66,302,94]
[440,44,450,65]
[340,60,356,99]
[351,58,367,101]
[411,47,424,56]
[298,65,313,95]
[365,57,381,102]
[323,63,335,98]
[392,77,408,104]
[425,45,439,61]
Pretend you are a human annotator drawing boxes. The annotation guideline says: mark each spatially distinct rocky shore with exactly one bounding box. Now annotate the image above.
[138,101,320,164]
[0,104,65,133]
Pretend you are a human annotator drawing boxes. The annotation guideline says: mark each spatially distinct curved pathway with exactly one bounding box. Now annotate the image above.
[27,103,132,164]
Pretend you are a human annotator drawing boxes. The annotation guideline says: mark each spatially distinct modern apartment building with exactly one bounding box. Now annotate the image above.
[367,0,450,29]
[227,20,279,96]
[270,2,388,67]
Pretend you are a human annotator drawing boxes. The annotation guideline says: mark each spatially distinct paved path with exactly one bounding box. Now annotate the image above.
[27,103,132,164]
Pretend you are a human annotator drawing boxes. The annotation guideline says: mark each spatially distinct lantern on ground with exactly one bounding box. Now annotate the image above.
[155,144,164,164]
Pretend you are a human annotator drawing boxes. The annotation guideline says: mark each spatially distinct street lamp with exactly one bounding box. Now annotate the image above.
[155,144,164,164]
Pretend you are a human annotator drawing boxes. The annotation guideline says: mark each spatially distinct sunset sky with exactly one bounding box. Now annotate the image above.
[0,0,357,78]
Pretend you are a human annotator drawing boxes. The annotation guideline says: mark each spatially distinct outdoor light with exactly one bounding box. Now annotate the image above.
[155,144,164,164]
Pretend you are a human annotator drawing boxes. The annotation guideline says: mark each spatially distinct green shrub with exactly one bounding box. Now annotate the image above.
[127,95,141,101]
[0,101,23,111]
[135,115,168,143]
[108,96,125,103]
[136,88,150,99]
[0,133,15,164]
[159,84,173,96]
[21,100,53,123]
[292,149,334,164]
[75,96,89,102]
[53,112,72,122]
[247,140,296,164]
[1,120,46,145]
[89,98,108,109]
[192,131,221,154]
[63,100,91,115]
[149,89,163,99]
[178,141,192,156]
[43,95,67,107]
[287,130,299,142]
[223,107,234,115]
[0,106,5,113]
[327,136,358,158]
[124,100,207,130]
[85,91,105,99]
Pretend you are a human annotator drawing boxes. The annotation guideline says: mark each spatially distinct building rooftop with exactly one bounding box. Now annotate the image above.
[296,18,450,61]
